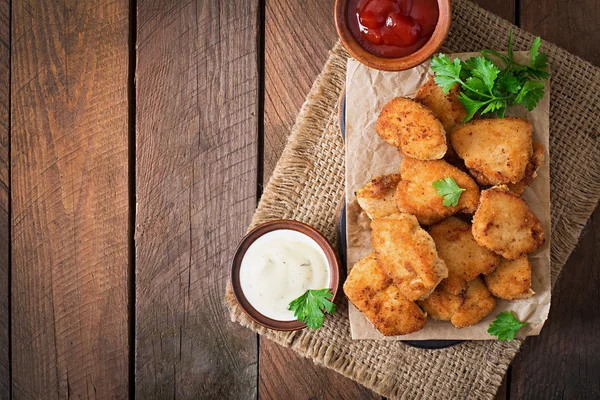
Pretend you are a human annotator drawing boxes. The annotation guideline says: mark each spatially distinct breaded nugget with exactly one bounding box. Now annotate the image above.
[450,118,533,185]
[356,174,401,219]
[450,277,496,328]
[415,76,467,133]
[395,158,480,225]
[429,217,500,295]
[472,186,545,259]
[376,97,447,160]
[418,287,464,321]
[507,142,545,195]
[344,253,427,336]
[484,257,535,300]
[371,214,448,300]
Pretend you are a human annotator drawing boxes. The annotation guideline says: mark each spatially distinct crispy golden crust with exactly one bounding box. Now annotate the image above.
[484,257,534,300]
[376,97,447,160]
[417,287,464,321]
[356,174,401,219]
[343,253,428,336]
[450,118,533,185]
[450,277,497,328]
[371,214,448,300]
[507,142,545,195]
[415,76,467,134]
[472,186,545,260]
[395,158,480,225]
[429,217,500,295]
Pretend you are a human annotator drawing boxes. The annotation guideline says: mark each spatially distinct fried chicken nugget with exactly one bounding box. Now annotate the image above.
[450,277,496,328]
[344,253,427,336]
[356,174,401,219]
[507,142,545,195]
[429,217,500,295]
[450,118,533,185]
[395,158,480,225]
[376,97,447,160]
[415,76,467,134]
[472,186,545,260]
[371,214,448,300]
[417,287,464,321]
[484,257,535,300]
[418,277,495,327]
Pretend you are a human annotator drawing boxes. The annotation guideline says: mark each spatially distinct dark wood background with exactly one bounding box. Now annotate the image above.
[1,0,598,399]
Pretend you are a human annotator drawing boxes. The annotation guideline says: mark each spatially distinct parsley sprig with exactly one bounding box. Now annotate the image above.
[488,311,528,341]
[433,177,465,207]
[430,30,549,122]
[288,289,336,329]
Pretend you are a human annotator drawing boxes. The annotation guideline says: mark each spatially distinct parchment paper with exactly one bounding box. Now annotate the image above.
[345,52,551,340]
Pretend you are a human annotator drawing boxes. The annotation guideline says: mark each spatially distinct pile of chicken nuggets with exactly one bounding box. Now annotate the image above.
[343,76,545,336]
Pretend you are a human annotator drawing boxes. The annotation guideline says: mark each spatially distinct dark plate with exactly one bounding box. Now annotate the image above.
[338,91,461,350]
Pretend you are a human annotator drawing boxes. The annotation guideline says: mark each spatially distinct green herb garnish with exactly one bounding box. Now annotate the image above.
[488,311,528,341]
[433,177,465,207]
[430,30,549,122]
[288,289,336,329]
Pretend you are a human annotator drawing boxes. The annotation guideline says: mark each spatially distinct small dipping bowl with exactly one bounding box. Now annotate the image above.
[231,220,340,331]
[334,0,452,71]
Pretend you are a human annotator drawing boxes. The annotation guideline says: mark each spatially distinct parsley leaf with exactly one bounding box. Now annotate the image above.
[430,30,549,121]
[432,177,465,207]
[288,288,336,329]
[488,311,528,341]
[515,80,545,111]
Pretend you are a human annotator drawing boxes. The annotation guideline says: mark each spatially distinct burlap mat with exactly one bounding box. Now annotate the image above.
[225,0,600,398]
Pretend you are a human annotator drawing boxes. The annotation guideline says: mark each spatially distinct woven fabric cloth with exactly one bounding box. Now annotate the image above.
[225,0,600,397]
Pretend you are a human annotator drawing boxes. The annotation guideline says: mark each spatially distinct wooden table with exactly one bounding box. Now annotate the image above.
[2,0,598,399]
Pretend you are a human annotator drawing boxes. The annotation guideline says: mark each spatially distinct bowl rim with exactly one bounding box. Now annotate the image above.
[230,219,341,331]
[334,0,452,71]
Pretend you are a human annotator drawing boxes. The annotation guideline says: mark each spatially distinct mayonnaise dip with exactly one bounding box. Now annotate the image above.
[239,229,330,321]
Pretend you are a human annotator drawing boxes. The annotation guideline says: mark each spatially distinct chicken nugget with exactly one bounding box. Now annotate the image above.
[484,257,534,300]
[344,253,427,336]
[429,217,500,295]
[417,287,464,321]
[450,277,496,328]
[371,214,448,300]
[415,76,467,134]
[472,186,545,259]
[395,158,480,225]
[507,142,545,195]
[450,118,533,185]
[356,174,401,219]
[376,97,447,160]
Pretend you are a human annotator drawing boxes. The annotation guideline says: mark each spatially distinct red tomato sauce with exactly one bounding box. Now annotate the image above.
[348,0,439,58]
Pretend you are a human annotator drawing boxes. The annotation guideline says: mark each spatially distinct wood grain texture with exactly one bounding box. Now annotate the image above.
[260,1,380,399]
[520,0,600,65]
[0,0,8,398]
[260,1,517,399]
[510,210,600,399]
[135,1,259,398]
[510,3,600,397]
[10,0,130,398]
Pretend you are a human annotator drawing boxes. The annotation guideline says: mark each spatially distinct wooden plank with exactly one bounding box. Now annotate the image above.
[510,3,600,397]
[135,1,259,398]
[520,0,600,65]
[260,1,518,399]
[0,0,8,397]
[10,0,130,398]
[260,1,380,399]
[510,209,600,398]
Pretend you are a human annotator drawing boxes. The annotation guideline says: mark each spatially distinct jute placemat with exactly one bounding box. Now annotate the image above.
[225,0,600,397]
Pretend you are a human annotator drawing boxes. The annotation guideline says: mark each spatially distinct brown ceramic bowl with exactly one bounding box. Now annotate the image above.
[334,0,452,71]
[231,220,340,331]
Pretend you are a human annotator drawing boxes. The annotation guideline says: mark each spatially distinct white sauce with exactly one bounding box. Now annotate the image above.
[240,229,330,321]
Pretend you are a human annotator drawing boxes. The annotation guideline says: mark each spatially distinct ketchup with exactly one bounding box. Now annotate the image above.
[348,0,439,58]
